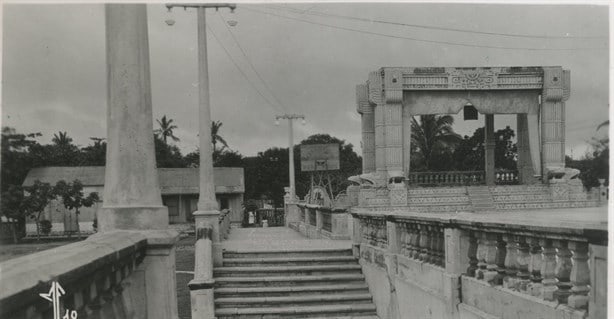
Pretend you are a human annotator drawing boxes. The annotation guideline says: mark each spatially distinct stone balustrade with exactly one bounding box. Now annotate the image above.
[494,169,519,185]
[287,203,350,240]
[350,207,607,319]
[407,171,485,186]
[0,229,178,319]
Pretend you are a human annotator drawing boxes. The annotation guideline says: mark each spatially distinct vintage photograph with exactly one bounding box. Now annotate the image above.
[0,1,609,319]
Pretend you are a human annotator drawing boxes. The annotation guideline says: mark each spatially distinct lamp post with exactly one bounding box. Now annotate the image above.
[165,4,235,318]
[275,114,306,200]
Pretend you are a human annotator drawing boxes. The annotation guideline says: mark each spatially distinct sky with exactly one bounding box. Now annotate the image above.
[1,2,609,159]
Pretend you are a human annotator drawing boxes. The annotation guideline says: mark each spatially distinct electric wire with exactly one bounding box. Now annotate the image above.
[243,7,607,51]
[265,4,607,40]
[217,12,287,111]
[207,24,284,114]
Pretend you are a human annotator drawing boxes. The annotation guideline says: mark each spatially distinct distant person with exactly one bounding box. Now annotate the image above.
[248,211,255,226]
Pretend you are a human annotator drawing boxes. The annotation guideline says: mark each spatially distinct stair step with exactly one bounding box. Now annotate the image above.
[223,249,353,259]
[215,293,373,308]
[214,265,362,277]
[215,303,377,319]
[215,274,366,287]
[223,255,357,266]
[215,283,370,297]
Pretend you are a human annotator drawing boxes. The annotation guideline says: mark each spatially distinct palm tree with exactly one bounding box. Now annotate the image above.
[211,120,229,152]
[411,115,462,170]
[52,131,73,146]
[155,115,180,144]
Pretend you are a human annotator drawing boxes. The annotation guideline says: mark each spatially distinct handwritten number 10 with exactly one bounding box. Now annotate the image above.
[63,310,77,319]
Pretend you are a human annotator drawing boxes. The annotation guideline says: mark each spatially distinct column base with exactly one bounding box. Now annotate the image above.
[98,205,169,232]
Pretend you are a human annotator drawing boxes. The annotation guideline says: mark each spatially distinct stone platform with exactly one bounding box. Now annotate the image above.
[221,227,351,252]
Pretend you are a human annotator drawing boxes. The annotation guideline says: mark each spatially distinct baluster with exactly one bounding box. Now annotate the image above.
[466,231,478,276]
[418,224,430,262]
[410,224,420,259]
[399,224,408,256]
[483,233,499,283]
[554,240,573,304]
[540,238,558,301]
[381,220,388,248]
[475,232,487,279]
[436,226,445,266]
[494,234,507,285]
[567,241,590,309]
[528,237,543,297]
[516,236,531,292]
[405,223,415,257]
[428,225,438,264]
[502,234,518,289]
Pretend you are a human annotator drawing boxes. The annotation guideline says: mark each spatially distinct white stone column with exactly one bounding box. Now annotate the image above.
[484,114,495,185]
[541,67,570,176]
[102,5,179,319]
[368,71,387,183]
[383,69,404,180]
[357,84,375,174]
[193,7,222,266]
[516,114,536,184]
[100,4,168,231]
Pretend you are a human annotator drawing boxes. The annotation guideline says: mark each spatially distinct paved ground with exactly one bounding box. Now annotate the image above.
[222,227,351,252]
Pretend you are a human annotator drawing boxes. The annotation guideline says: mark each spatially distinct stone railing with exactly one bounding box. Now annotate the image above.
[351,209,607,319]
[0,229,179,319]
[287,203,350,240]
[218,209,231,240]
[407,171,485,186]
[495,169,519,185]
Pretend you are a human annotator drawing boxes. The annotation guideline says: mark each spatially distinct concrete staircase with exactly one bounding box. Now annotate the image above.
[214,248,378,318]
[467,186,495,212]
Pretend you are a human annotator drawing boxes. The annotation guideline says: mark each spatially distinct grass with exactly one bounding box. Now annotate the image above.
[0,240,77,263]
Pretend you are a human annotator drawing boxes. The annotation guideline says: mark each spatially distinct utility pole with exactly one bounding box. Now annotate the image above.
[275,114,306,200]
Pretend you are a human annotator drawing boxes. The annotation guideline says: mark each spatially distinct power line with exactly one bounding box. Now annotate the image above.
[217,12,287,111]
[266,4,607,40]
[243,7,606,51]
[207,24,284,114]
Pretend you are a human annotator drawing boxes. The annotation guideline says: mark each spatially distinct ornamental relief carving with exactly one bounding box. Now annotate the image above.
[450,69,497,89]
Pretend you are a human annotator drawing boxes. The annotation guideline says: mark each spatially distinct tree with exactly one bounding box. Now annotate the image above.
[54,180,100,239]
[452,126,518,171]
[154,134,186,168]
[79,137,106,166]
[1,185,26,242]
[155,115,180,144]
[211,120,229,152]
[21,180,56,240]
[567,137,609,189]
[1,127,41,191]
[410,115,462,171]
[52,131,73,146]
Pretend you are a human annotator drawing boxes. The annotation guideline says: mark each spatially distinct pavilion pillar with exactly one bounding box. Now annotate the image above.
[357,84,375,174]
[383,70,405,180]
[100,5,178,319]
[484,114,495,185]
[517,114,533,184]
[368,71,387,185]
[541,67,570,177]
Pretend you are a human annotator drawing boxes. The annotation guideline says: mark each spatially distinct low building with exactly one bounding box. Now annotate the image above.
[22,166,244,234]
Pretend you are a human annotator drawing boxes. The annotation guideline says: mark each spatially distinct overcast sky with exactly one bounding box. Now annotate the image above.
[2,3,609,159]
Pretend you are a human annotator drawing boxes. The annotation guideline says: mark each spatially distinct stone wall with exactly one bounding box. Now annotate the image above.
[287,203,350,240]
[351,208,607,319]
[0,230,178,319]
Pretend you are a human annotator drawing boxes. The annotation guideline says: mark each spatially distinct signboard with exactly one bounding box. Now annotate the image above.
[300,144,340,171]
